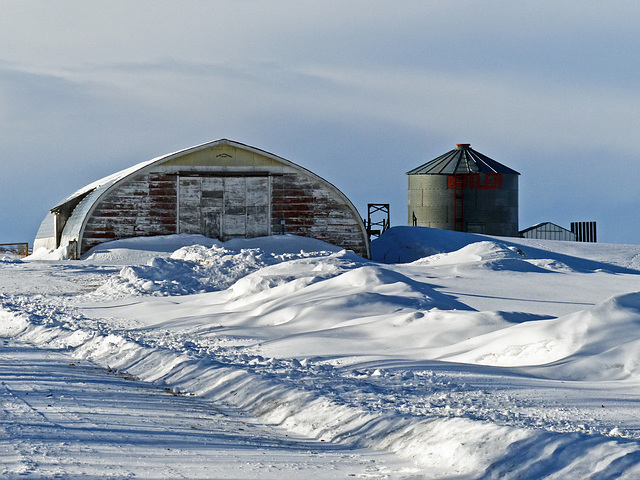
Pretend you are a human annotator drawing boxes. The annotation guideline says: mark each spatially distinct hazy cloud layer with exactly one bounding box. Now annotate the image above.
[2,1,640,244]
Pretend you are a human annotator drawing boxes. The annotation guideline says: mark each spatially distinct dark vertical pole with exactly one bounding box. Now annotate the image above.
[453,175,464,232]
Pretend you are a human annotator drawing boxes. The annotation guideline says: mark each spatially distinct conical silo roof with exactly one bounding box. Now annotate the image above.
[407,144,520,175]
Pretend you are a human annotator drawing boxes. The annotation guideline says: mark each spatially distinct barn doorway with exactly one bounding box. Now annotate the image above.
[177,175,270,240]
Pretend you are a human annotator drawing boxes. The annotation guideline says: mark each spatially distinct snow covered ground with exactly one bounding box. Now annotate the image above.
[3,227,640,478]
[0,340,408,479]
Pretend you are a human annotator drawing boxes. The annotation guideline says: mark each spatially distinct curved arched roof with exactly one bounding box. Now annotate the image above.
[407,144,520,175]
[51,139,294,212]
[37,139,370,257]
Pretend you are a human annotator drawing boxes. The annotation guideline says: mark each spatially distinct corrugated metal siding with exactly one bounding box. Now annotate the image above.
[408,173,519,237]
[33,213,57,250]
[520,222,576,241]
[59,188,104,251]
[407,145,520,176]
[34,212,56,241]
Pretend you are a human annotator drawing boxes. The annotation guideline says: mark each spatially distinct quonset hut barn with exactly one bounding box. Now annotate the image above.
[34,139,370,259]
[407,144,520,237]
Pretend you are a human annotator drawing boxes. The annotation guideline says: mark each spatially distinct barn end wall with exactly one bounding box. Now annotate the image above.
[33,213,58,251]
[69,141,369,258]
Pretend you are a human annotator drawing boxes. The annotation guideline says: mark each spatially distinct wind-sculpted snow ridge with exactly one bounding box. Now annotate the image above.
[4,288,640,478]
[92,244,346,298]
[374,226,640,274]
[442,291,640,379]
[5,231,640,478]
[413,241,575,273]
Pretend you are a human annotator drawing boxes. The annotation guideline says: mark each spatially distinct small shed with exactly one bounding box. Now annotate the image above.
[519,222,576,241]
[34,139,370,258]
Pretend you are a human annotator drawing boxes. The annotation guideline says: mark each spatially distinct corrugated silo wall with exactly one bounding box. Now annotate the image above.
[408,174,519,237]
[464,174,518,237]
[408,175,452,230]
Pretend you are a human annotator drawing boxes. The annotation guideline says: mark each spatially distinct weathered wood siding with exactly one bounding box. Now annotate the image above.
[271,173,367,256]
[81,173,177,253]
[178,175,270,240]
[78,150,368,257]
[37,140,369,259]
[245,177,271,237]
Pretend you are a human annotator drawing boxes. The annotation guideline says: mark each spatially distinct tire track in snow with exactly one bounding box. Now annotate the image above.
[5,296,640,478]
[0,338,416,479]
[0,381,40,477]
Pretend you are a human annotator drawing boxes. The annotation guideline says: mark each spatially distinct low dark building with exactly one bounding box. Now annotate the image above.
[519,221,597,242]
[519,222,576,241]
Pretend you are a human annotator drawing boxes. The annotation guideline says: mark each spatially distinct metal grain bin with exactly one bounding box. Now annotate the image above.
[407,144,520,237]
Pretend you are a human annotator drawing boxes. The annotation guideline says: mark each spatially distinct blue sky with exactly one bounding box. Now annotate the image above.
[2,1,640,245]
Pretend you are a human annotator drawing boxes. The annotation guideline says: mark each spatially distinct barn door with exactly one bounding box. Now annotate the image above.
[178,176,270,240]
[245,177,270,237]
[178,177,223,238]
[222,177,247,237]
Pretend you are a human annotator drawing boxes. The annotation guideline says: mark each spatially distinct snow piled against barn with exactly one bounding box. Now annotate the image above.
[4,227,640,478]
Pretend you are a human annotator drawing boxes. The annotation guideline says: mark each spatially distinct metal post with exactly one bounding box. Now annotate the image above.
[366,204,390,239]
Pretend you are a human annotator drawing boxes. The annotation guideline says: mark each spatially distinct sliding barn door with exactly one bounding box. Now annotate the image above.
[178,176,270,240]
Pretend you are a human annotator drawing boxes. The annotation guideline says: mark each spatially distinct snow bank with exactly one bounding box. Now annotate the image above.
[434,292,640,380]
[24,245,69,261]
[4,295,640,478]
[371,226,487,263]
[81,233,342,266]
[5,230,640,478]
[93,240,342,298]
[373,226,640,274]
[81,234,221,265]
[413,240,573,273]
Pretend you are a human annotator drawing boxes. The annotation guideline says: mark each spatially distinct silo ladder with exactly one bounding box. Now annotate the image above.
[452,175,464,231]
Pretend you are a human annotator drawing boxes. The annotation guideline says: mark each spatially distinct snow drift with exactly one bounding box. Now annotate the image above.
[4,228,640,478]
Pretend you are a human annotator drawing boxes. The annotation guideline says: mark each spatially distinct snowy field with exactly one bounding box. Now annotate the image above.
[3,227,640,478]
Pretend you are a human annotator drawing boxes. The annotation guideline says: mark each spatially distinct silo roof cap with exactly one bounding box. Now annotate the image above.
[407,144,520,175]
